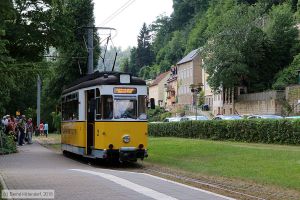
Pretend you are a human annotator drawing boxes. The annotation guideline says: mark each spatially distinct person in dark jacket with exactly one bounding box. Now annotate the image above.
[18,115,26,146]
[26,118,33,144]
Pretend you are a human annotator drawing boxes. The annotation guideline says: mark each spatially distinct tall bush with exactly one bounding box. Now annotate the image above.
[0,130,17,154]
[51,112,61,133]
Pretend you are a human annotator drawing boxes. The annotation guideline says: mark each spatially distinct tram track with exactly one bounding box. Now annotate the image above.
[145,169,265,200]
[140,167,300,200]
[40,142,300,200]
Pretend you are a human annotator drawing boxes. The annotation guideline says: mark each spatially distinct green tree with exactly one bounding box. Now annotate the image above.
[172,0,210,29]
[266,3,299,73]
[5,0,54,62]
[47,0,100,98]
[51,112,61,133]
[187,16,208,51]
[0,0,15,114]
[273,53,300,89]
[136,23,154,73]
[139,66,151,79]
[128,47,138,75]
[151,15,174,56]
[120,57,130,73]
[203,3,271,91]
[155,31,186,73]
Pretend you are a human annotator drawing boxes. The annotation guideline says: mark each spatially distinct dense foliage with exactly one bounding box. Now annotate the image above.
[2,0,300,131]
[0,0,99,132]
[0,130,17,154]
[149,119,300,145]
[147,107,171,122]
[126,0,300,93]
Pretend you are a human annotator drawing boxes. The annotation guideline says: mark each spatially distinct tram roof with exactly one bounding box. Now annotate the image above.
[62,71,146,95]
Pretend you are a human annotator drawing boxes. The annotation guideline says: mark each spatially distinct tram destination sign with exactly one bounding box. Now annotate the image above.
[114,87,137,94]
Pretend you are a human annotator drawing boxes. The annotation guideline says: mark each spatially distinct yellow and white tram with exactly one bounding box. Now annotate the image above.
[61,71,149,162]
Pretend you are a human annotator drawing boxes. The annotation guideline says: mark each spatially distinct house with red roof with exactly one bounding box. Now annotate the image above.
[148,71,170,107]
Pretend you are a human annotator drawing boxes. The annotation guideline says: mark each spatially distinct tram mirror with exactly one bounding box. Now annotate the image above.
[150,98,155,109]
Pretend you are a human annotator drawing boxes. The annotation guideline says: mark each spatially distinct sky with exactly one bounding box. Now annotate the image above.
[93,0,173,50]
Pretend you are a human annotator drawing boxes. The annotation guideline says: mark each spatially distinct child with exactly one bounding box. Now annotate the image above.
[44,123,48,138]
[39,121,44,136]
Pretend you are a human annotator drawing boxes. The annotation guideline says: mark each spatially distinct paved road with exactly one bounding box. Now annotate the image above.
[0,143,234,200]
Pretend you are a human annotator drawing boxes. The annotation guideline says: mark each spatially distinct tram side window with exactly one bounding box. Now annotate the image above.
[102,95,113,119]
[62,93,79,121]
[96,98,101,120]
[95,88,101,120]
[138,95,147,120]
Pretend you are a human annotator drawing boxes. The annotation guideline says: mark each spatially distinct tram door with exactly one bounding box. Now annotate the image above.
[86,90,95,155]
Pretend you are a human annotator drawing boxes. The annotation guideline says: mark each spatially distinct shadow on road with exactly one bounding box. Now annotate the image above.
[62,150,145,171]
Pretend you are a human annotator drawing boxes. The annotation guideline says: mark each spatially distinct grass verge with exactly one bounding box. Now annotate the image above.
[146,137,300,191]
[34,133,61,144]
[36,134,300,195]
[34,134,61,152]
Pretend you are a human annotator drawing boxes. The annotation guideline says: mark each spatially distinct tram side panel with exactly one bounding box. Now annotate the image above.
[61,121,87,155]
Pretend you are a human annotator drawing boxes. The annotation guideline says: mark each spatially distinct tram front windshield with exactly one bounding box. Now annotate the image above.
[114,99,137,119]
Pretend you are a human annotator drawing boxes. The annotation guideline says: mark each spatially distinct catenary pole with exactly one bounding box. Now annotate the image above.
[37,75,41,128]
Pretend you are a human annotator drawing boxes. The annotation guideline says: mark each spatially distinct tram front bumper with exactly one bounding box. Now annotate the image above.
[105,147,148,161]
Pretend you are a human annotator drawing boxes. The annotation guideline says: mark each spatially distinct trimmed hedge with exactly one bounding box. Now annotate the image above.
[148,119,300,145]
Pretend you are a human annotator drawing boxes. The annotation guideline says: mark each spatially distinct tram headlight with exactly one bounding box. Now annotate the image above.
[123,135,130,143]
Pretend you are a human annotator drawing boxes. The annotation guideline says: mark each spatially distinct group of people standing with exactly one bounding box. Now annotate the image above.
[1,115,49,146]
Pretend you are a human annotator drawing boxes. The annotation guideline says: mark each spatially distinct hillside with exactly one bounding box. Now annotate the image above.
[126,0,300,93]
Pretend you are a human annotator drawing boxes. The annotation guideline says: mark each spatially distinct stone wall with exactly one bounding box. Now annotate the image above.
[235,91,285,115]
[286,85,300,114]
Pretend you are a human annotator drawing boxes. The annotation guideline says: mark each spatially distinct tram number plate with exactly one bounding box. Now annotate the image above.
[114,87,137,94]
